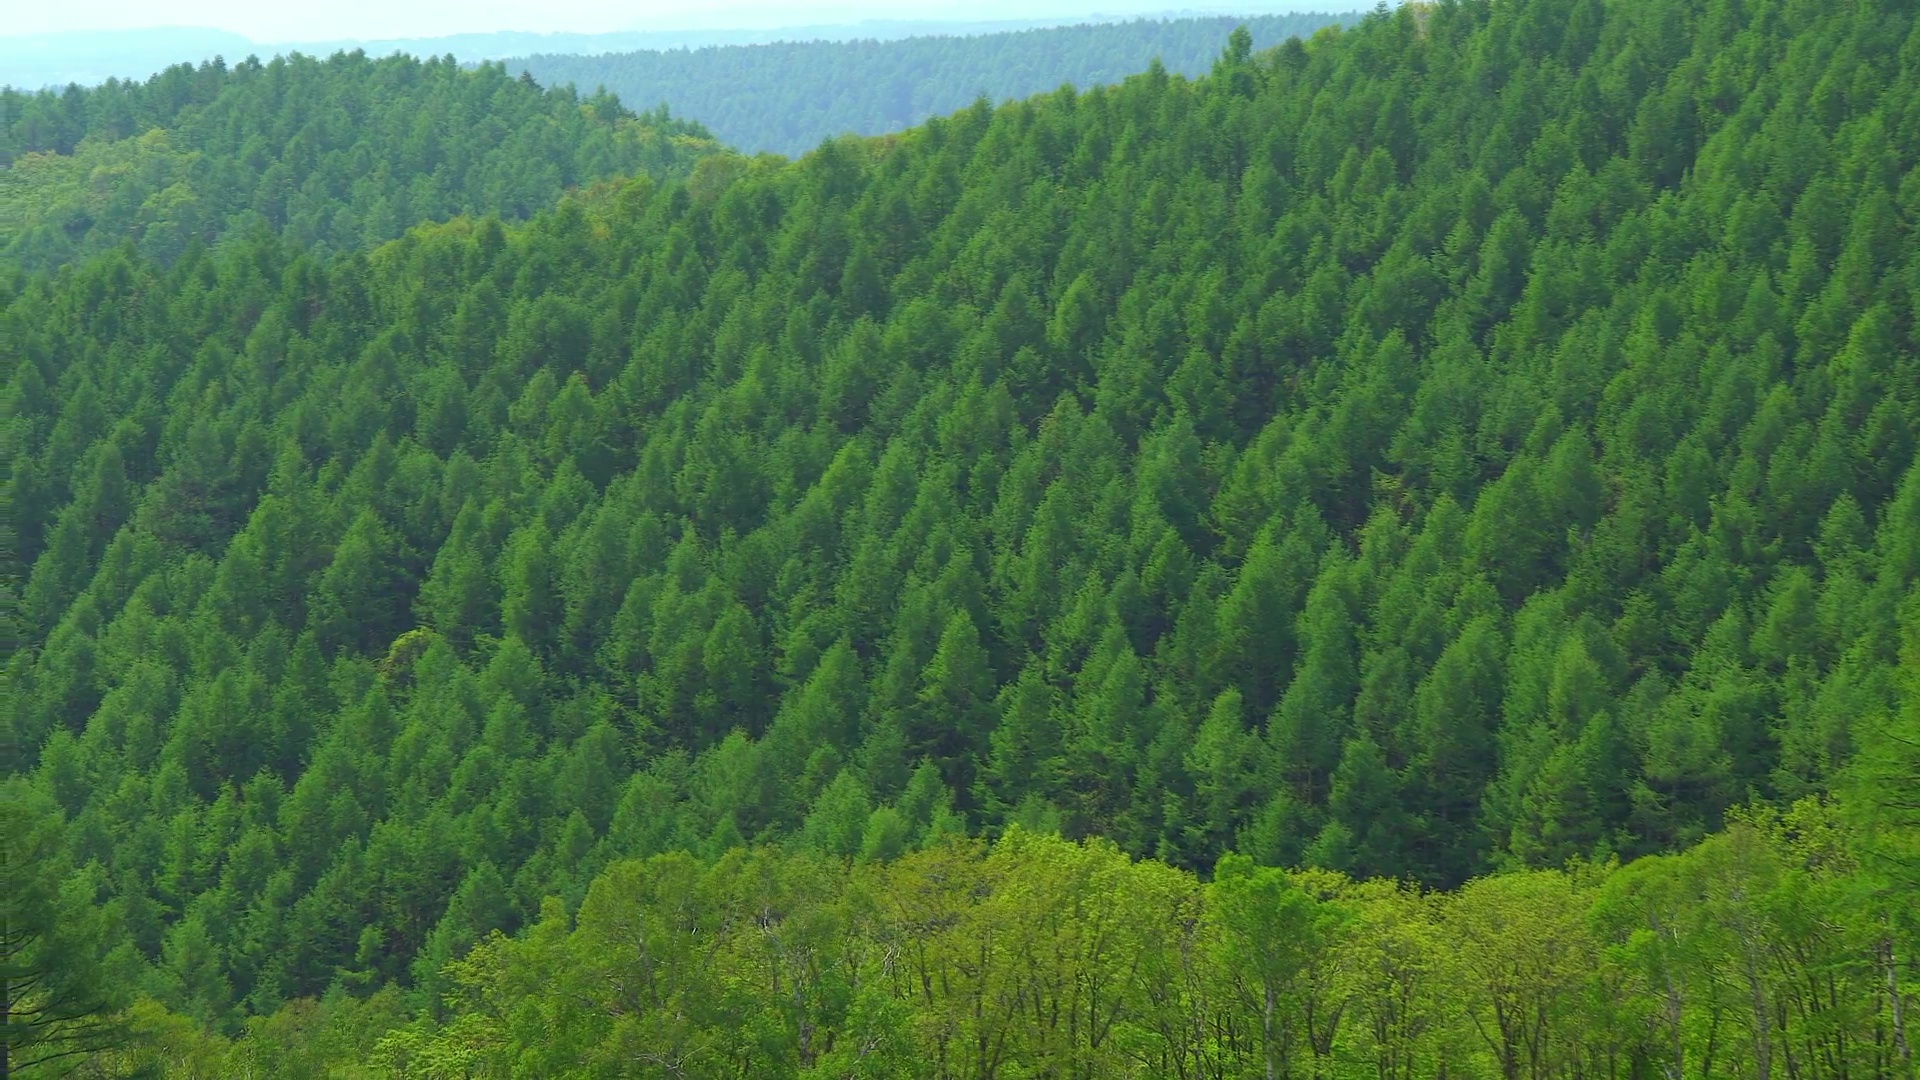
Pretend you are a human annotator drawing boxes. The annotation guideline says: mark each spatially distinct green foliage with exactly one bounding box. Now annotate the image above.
[97,821,1920,1079]
[7,0,1920,1068]
[0,52,720,271]
[2,782,130,1075]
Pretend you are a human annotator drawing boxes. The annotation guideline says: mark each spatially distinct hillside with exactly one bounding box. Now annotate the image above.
[0,52,720,272]
[509,13,1355,156]
[7,0,1920,1075]
[0,16,1306,92]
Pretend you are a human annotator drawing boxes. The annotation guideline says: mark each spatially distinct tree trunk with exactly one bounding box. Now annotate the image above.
[1264,985,1278,1080]
[1886,933,1912,1070]
[1748,962,1772,1080]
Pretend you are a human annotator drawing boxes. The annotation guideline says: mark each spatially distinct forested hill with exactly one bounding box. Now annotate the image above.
[8,0,1920,1074]
[0,52,720,272]
[508,13,1355,156]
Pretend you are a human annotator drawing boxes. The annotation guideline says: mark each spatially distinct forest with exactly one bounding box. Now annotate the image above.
[508,14,1355,157]
[0,52,719,272]
[6,0,1920,1075]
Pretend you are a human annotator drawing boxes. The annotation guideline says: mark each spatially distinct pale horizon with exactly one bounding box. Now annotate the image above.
[2,0,1342,46]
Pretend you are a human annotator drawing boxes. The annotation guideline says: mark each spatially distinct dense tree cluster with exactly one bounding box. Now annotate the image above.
[7,0,1920,1071]
[0,52,719,271]
[510,14,1353,157]
[86,790,1920,1079]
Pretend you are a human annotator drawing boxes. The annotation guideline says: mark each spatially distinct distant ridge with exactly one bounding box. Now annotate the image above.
[509,13,1355,155]
[2,8,1350,90]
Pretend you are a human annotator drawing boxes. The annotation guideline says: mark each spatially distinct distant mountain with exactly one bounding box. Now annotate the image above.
[288,17,1222,64]
[1,9,1341,90]
[508,13,1355,156]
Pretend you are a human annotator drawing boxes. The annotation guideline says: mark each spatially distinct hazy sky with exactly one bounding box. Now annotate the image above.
[4,0,1319,44]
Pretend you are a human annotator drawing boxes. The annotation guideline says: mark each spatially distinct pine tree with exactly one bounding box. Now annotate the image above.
[310,510,405,656]
[911,611,996,795]
[3,784,129,1074]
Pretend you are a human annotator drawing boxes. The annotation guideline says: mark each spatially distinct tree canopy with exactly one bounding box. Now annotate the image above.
[0,51,719,272]
[6,0,1920,1073]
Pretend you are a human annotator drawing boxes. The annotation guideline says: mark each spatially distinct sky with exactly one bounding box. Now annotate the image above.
[2,0,1326,44]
